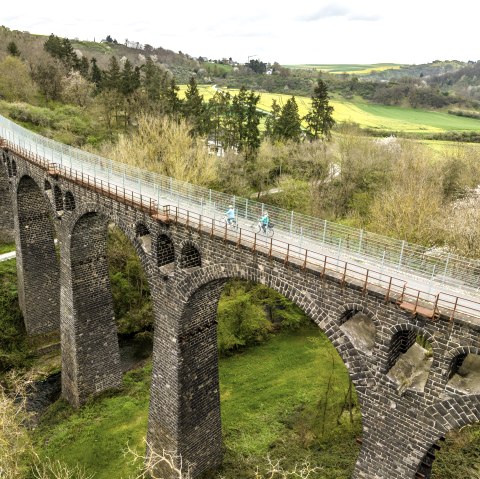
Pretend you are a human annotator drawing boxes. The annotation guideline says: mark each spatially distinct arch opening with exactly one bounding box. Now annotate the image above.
[153,276,363,478]
[16,175,59,335]
[135,222,152,254]
[11,159,17,177]
[386,330,433,394]
[179,242,201,269]
[446,352,480,394]
[0,152,14,243]
[157,233,175,272]
[53,185,63,214]
[339,309,376,355]
[64,191,76,211]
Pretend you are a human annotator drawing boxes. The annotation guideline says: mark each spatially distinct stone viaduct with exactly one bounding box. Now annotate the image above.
[2,141,480,479]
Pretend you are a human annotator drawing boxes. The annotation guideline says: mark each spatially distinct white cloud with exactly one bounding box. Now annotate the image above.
[2,0,480,65]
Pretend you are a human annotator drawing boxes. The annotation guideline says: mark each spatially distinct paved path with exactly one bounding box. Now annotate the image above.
[0,250,15,262]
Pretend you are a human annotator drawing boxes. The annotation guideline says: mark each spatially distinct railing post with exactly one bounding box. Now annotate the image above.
[442,254,450,284]
[302,250,308,270]
[285,244,290,265]
[398,240,405,270]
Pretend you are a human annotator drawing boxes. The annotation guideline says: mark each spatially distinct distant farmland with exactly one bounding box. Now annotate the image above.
[179,85,480,135]
[283,63,403,75]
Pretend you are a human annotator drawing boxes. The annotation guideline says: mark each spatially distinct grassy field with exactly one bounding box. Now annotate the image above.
[283,63,402,75]
[0,242,15,255]
[34,325,361,479]
[180,86,480,136]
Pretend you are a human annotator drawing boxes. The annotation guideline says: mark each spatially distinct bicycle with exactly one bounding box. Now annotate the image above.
[251,221,274,237]
[223,216,238,231]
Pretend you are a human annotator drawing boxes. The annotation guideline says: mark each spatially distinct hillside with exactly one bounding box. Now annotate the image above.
[0,25,199,83]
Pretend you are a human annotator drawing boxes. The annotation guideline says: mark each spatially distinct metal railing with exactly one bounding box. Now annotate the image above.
[1,114,480,294]
[164,205,480,322]
[3,136,480,322]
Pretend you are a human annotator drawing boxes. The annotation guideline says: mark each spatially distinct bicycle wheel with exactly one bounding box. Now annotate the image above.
[251,223,261,234]
[266,227,274,237]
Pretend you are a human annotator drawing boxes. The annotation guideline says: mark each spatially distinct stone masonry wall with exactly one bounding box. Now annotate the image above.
[0,151,14,242]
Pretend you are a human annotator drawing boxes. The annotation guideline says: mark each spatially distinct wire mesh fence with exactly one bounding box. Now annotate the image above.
[1,114,480,293]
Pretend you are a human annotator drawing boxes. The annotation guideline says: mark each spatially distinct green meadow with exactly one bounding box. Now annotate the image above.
[179,85,480,136]
[283,63,402,75]
[34,325,361,479]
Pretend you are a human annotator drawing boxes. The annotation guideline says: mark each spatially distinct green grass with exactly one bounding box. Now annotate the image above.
[181,86,480,137]
[0,243,15,255]
[34,325,361,479]
[284,63,403,75]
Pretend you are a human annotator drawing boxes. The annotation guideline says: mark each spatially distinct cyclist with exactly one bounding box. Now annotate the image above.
[260,211,270,233]
[225,205,236,226]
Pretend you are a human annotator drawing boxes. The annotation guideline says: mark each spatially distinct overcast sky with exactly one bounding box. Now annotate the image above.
[3,0,479,65]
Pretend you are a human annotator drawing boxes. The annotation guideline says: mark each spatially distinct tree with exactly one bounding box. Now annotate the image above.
[142,57,163,102]
[304,78,335,140]
[78,56,90,78]
[183,76,207,136]
[207,90,231,150]
[103,56,121,91]
[0,56,36,102]
[102,114,216,186]
[264,99,281,139]
[90,57,102,91]
[120,59,140,97]
[160,78,182,117]
[61,71,94,107]
[7,41,20,57]
[276,96,302,142]
[31,59,64,101]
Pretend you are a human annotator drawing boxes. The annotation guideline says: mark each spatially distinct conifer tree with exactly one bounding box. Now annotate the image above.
[103,56,121,91]
[264,99,281,139]
[143,57,163,102]
[160,78,182,117]
[304,78,335,140]
[276,96,302,142]
[90,57,102,90]
[183,76,207,136]
[6,41,19,57]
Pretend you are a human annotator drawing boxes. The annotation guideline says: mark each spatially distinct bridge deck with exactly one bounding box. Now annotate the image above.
[2,135,480,324]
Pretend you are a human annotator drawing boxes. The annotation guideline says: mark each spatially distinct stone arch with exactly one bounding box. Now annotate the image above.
[444,346,480,394]
[64,191,76,211]
[0,150,14,242]
[157,233,175,268]
[172,262,371,391]
[148,262,369,478]
[63,201,153,287]
[53,184,63,213]
[135,222,152,254]
[15,175,60,335]
[11,159,17,176]
[44,179,52,192]
[179,240,201,269]
[336,303,377,356]
[415,395,480,479]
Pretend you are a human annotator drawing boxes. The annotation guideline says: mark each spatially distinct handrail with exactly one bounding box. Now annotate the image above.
[162,205,480,322]
[3,129,480,323]
[1,114,480,294]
